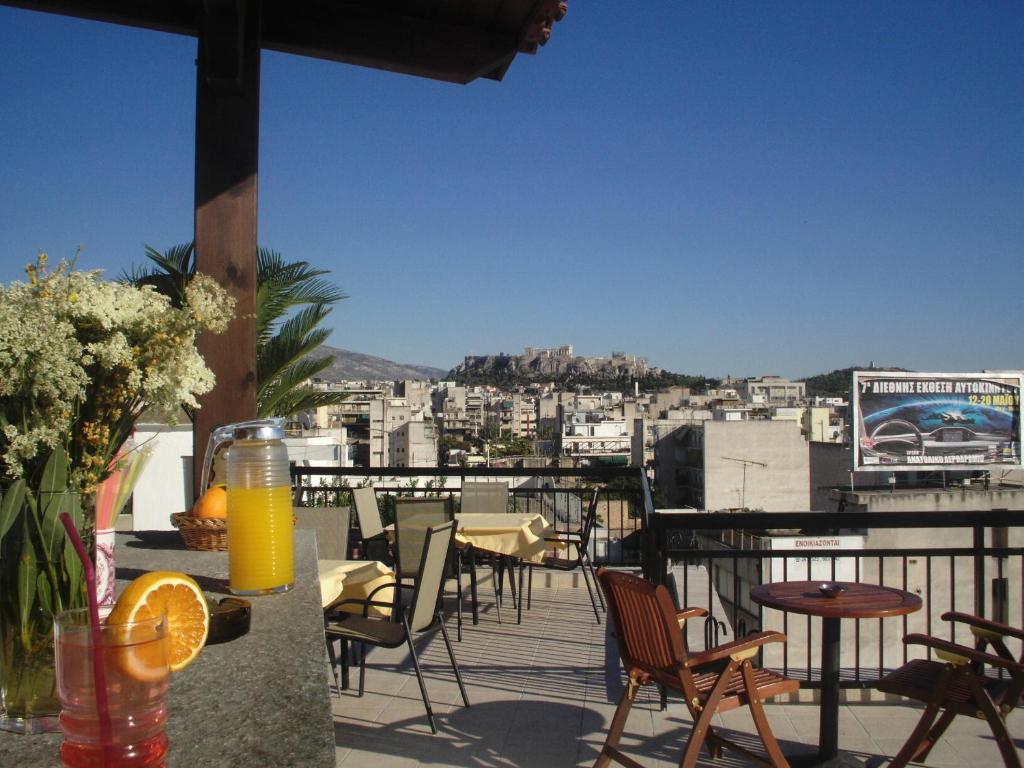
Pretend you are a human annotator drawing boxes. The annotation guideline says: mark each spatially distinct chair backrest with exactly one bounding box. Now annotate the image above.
[394,497,454,580]
[293,506,350,561]
[461,481,509,515]
[352,486,384,540]
[597,568,687,683]
[408,519,457,634]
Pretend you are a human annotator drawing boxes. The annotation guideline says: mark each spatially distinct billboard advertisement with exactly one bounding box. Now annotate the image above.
[852,371,1023,472]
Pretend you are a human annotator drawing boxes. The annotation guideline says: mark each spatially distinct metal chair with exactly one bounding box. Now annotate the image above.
[460,480,518,614]
[293,505,350,560]
[594,568,799,768]
[351,486,389,561]
[519,488,604,623]
[877,611,1024,768]
[325,519,470,734]
[460,480,509,514]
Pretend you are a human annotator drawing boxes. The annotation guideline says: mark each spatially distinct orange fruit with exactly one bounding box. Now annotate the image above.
[192,485,227,519]
[107,571,210,676]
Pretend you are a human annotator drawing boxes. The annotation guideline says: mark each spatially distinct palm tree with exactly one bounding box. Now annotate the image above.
[127,243,350,418]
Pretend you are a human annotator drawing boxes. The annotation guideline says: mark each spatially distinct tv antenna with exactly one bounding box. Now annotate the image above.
[721,456,768,510]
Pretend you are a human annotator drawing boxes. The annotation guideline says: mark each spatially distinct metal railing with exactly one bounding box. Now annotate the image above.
[290,465,651,566]
[293,464,1024,690]
[647,508,1024,690]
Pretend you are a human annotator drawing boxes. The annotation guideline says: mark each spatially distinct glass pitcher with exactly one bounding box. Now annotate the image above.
[204,419,294,595]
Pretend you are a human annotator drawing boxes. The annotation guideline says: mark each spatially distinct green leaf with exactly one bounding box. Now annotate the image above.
[62,494,85,609]
[40,445,69,495]
[41,491,77,563]
[18,536,37,635]
[0,478,27,545]
[36,570,53,617]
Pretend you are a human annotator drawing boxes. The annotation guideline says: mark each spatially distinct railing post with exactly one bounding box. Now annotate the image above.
[974,524,986,618]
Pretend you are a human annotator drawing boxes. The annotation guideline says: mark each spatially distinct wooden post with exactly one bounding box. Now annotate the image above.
[192,0,261,500]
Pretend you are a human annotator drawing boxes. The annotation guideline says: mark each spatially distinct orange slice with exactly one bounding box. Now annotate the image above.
[108,571,210,676]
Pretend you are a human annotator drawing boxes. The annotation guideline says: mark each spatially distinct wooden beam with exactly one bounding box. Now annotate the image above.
[192,0,260,500]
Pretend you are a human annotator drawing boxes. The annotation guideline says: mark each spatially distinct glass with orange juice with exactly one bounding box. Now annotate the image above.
[223,421,294,594]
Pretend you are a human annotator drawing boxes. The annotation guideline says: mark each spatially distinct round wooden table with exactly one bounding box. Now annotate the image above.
[750,581,922,765]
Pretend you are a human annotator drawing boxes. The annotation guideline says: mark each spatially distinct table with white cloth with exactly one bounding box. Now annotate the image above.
[453,512,561,625]
[317,559,395,618]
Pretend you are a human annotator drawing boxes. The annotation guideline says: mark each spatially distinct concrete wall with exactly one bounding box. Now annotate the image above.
[132,423,195,531]
[704,420,810,511]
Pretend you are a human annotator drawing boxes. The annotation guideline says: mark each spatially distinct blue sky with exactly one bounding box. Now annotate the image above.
[1,3,1021,379]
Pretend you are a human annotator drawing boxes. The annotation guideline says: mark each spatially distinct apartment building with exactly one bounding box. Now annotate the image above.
[389,420,439,467]
[558,407,631,466]
[656,419,810,510]
[735,375,806,405]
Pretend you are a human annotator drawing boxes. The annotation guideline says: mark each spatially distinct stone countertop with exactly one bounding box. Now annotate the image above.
[0,529,335,768]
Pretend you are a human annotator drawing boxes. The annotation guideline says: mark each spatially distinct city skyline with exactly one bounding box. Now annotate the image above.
[1,3,1021,379]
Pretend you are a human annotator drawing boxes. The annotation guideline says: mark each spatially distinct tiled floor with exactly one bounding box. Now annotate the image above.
[331,569,1024,767]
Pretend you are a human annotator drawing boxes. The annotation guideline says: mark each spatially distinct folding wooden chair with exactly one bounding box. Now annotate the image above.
[595,568,799,768]
[877,611,1024,768]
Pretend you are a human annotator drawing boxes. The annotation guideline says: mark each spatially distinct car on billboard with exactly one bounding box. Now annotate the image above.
[860,402,1016,461]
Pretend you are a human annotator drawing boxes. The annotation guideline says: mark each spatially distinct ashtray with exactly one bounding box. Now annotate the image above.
[819,583,847,599]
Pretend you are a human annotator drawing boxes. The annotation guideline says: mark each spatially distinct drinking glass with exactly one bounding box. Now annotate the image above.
[54,608,170,768]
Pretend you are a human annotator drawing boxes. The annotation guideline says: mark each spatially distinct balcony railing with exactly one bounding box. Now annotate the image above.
[290,465,648,567]
[291,464,1024,693]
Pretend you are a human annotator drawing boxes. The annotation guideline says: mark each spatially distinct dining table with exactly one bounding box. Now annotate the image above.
[750,580,922,766]
[454,512,559,625]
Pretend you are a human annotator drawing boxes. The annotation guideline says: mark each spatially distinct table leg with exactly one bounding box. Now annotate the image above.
[819,617,841,762]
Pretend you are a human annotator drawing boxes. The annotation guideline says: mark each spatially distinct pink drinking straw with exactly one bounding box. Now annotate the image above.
[59,512,114,763]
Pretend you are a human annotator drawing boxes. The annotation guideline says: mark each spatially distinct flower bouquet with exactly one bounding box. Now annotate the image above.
[0,254,234,732]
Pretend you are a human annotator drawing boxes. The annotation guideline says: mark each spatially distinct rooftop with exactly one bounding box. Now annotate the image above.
[330,569,1023,767]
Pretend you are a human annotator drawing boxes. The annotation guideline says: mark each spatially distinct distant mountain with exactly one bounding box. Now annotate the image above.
[801,365,910,398]
[312,346,447,382]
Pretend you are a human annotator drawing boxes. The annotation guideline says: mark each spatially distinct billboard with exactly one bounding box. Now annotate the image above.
[852,371,1023,472]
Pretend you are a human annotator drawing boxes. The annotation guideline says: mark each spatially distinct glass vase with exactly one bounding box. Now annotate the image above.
[0,601,60,734]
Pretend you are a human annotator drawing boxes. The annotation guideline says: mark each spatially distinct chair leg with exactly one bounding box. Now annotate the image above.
[680,661,736,768]
[528,564,533,610]
[594,676,640,768]
[914,709,956,762]
[492,566,502,624]
[325,635,340,694]
[438,610,470,709]
[404,626,437,734]
[888,698,944,768]
[517,560,524,624]
[467,547,479,625]
[358,642,366,698]
[584,552,606,611]
[579,555,602,624]
[966,673,1022,768]
[340,638,350,691]
[742,660,789,767]
[455,554,463,642]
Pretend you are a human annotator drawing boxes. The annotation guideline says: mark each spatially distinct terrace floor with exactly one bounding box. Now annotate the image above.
[330,569,1024,767]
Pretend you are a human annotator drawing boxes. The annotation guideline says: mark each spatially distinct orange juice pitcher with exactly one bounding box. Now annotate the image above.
[217,420,294,595]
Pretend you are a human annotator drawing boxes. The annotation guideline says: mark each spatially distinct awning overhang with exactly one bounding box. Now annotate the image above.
[0,0,567,84]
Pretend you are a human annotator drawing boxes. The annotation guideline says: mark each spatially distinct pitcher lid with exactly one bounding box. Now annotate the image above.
[231,418,285,441]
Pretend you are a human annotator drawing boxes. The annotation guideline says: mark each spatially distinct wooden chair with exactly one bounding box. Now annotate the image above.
[595,568,799,768]
[293,505,350,560]
[518,488,604,623]
[325,519,469,734]
[876,611,1024,768]
[352,486,389,561]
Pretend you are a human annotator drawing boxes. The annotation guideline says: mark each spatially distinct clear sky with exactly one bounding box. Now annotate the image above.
[1,3,1021,380]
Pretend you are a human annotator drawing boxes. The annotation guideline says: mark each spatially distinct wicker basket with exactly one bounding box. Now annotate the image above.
[170,512,228,551]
